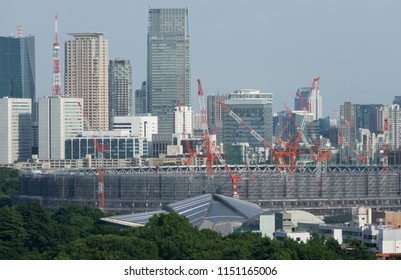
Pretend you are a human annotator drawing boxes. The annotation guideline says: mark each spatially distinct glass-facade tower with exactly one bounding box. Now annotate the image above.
[147,8,191,134]
[109,59,132,128]
[0,35,35,100]
[222,89,273,149]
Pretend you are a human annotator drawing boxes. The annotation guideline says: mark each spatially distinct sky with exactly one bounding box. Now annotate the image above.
[1,0,401,116]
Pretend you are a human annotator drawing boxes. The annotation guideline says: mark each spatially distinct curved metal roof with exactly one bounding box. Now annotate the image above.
[101,194,264,235]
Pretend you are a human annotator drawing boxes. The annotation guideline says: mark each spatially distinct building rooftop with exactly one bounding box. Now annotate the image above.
[101,193,264,235]
[67,32,104,38]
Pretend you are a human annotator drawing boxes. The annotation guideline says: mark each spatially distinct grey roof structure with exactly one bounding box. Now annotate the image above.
[101,194,264,235]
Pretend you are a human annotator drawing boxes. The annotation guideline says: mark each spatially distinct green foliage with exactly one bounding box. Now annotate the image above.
[0,168,19,207]
[57,235,159,260]
[0,206,27,259]
[0,205,377,260]
[344,239,376,260]
[53,205,106,238]
[139,213,201,259]
[15,204,62,259]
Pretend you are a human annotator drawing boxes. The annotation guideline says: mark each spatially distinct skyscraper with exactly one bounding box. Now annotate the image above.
[135,81,148,115]
[294,77,322,120]
[109,59,132,128]
[0,34,35,100]
[294,88,310,111]
[0,98,32,164]
[309,85,322,120]
[222,89,273,149]
[207,94,228,133]
[174,105,193,138]
[38,96,83,160]
[64,33,109,131]
[147,8,191,134]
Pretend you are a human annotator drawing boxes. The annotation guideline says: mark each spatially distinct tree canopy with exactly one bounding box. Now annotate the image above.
[0,203,376,260]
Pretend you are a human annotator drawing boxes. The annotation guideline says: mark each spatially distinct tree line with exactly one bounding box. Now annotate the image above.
[0,167,375,260]
[0,203,375,260]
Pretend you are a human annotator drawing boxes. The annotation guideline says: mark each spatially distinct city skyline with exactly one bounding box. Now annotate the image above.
[1,0,401,116]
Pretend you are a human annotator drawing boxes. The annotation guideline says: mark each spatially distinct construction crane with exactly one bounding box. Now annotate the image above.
[197,79,216,177]
[282,103,305,173]
[92,137,109,211]
[216,101,287,167]
[203,133,241,199]
[295,89,312,146]
[356,146,372,166]
[78,102,107,211]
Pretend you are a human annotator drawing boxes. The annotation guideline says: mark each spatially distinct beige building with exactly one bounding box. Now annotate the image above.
[64,33,109,131]
[372,209,401,229]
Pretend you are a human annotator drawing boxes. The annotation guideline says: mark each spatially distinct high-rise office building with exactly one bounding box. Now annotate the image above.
[135,81,148,115]
[207,93,228,135]
[393,96,401,107]
[174,105,193,138]
[38,96,83,160]
[0,34,35,100]
[147,8,191,134]
[339,101,356,149]
[109,59,132,125]
[222,89,273,149]
[112,115,158,142]
[0,98,32,164]
[379,104,401,151]
[64,33,108,131]
[294,87,310,111]
[310,85,322,120]
[294,86,322,120]
[353,104,383,139]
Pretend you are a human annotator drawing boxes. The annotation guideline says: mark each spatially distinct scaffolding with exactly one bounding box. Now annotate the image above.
[15,165,401,213]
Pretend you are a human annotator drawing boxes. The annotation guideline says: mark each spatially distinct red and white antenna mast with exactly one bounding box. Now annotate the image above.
[52,14,62,96]
[16,25,23,38]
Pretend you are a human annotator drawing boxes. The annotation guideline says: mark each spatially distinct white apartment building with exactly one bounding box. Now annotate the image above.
[0,98,32,164]
[112,115,158,142]
[174,105,192,139]
[309,86,322,120]
[39,96,83,160]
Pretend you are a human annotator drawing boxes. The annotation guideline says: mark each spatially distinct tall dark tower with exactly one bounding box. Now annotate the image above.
[147,8,191,134]
[0,26,36,101]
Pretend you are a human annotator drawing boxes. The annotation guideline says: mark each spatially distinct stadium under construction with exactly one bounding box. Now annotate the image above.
[14,165,401,215]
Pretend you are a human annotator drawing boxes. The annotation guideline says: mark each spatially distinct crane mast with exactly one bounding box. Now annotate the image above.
[217,101,274,152]
[78,102,106,211]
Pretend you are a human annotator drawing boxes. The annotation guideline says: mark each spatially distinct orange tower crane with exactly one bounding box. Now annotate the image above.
[92,137,109,211]
[283,103,305,173]
[78,102,108,211]
[197,79,216,177]
[216,101,287,167]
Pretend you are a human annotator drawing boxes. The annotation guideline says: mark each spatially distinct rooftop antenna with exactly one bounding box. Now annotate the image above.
[52,14,62,96]
[16,25,23,38]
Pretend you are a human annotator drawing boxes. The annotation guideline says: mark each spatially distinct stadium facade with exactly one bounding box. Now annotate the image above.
[14,165,401,214]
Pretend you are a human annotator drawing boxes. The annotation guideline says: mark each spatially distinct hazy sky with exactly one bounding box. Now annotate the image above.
[1,0,401,116]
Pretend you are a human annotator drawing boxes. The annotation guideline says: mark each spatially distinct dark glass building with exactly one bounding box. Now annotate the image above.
[108,59,133,129]
[222,89,273,149]
[147,8,191,134]
[0,35,35,100]
[65,137,148,160]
